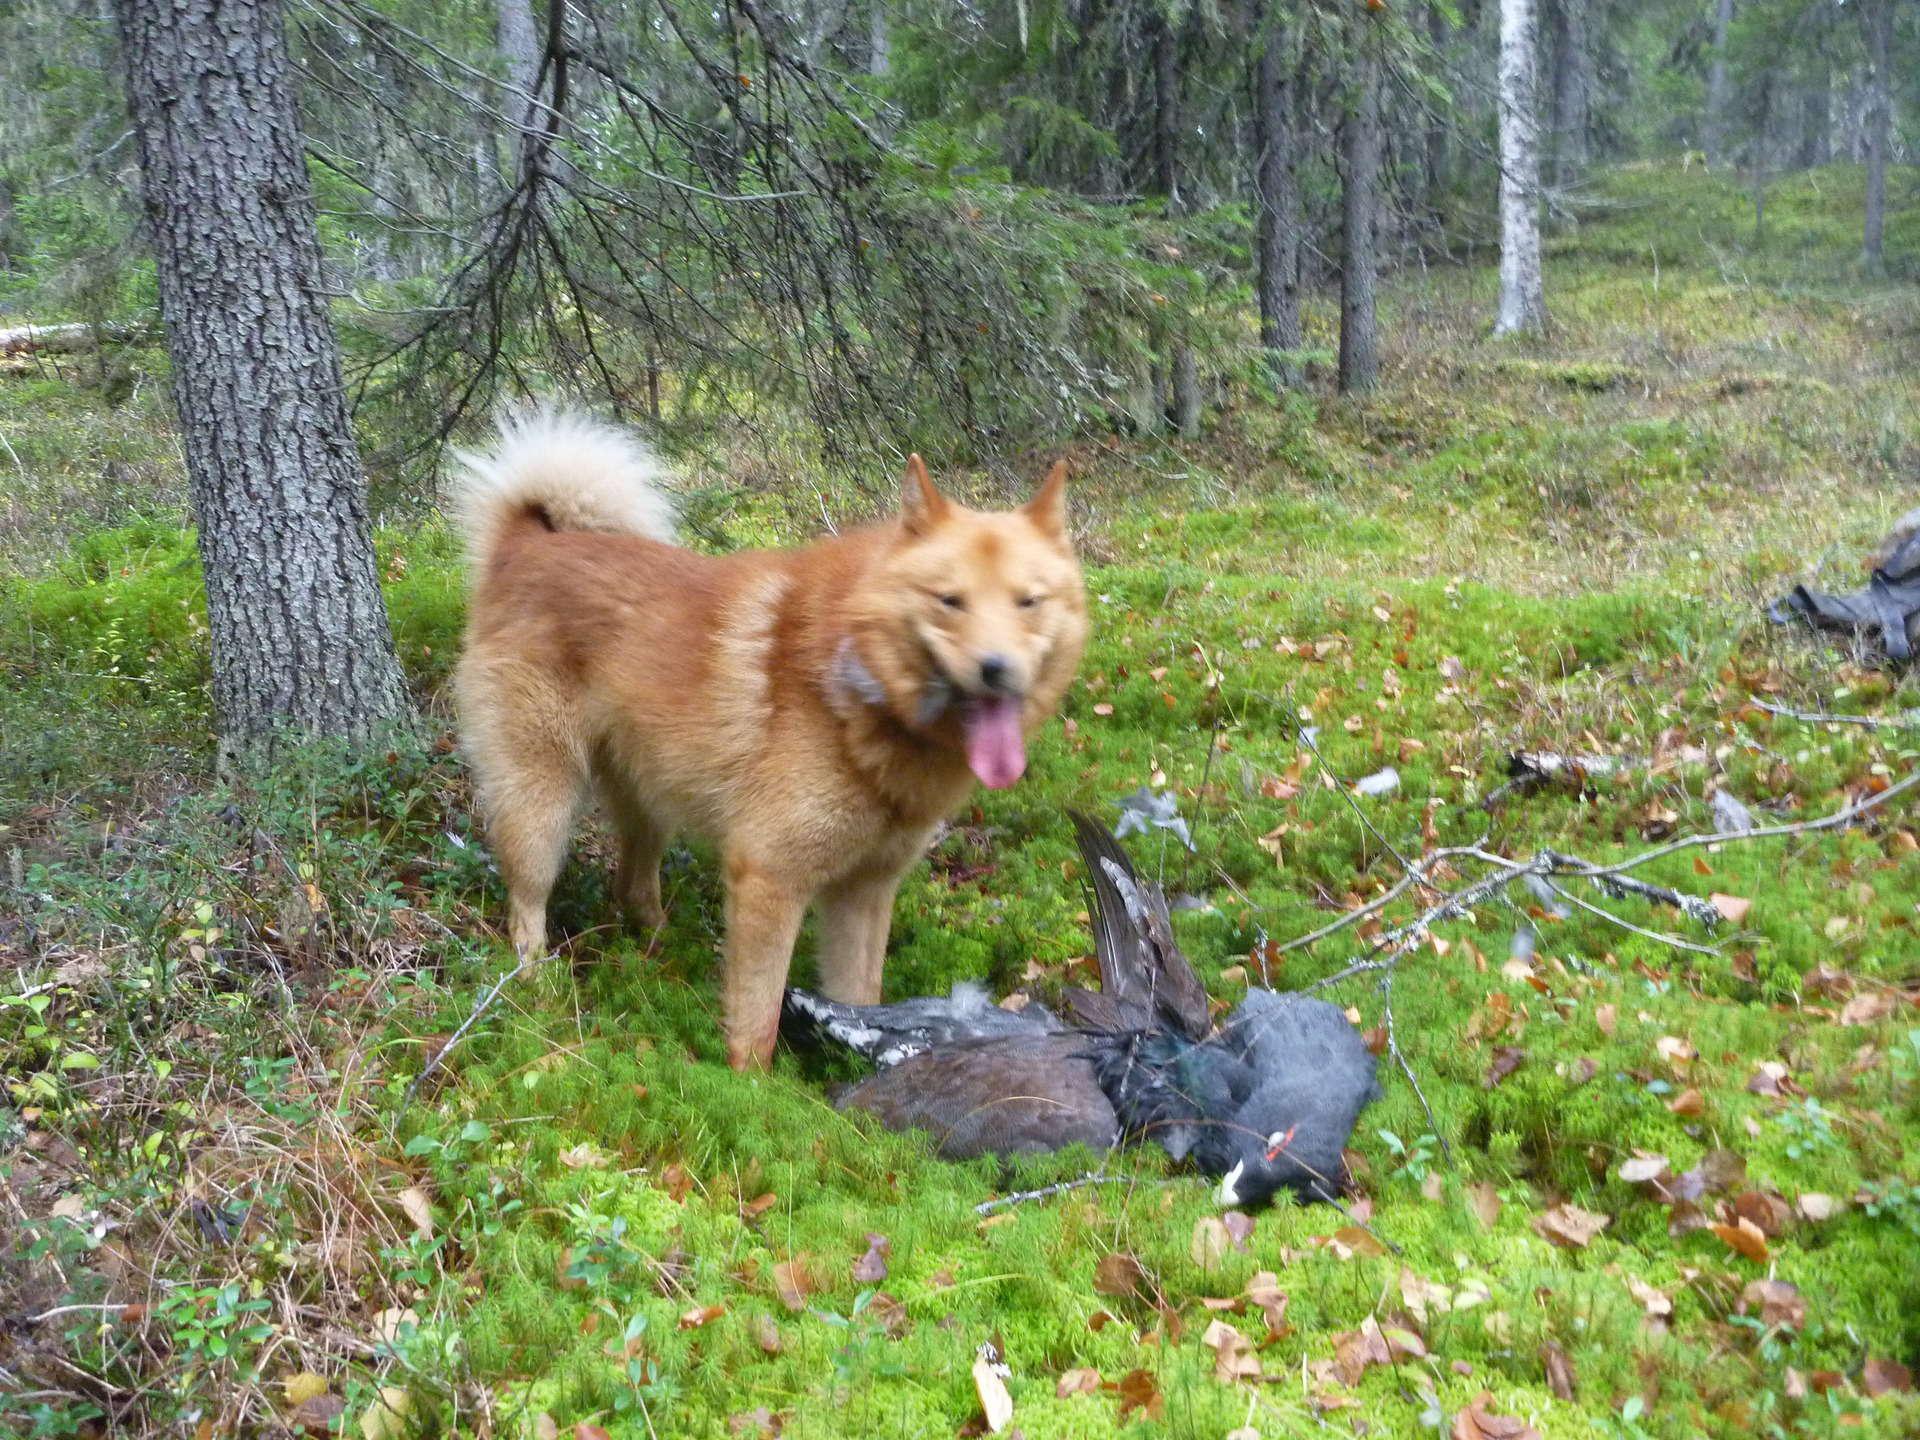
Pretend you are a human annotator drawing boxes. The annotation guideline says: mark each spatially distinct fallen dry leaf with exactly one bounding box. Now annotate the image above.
[1533,1203,1610,1249]
[1541,1341,1577,1401]
[1221,1210,1256,1247]
[1839,990,1897,1026]
[1666,1087,1706,1117]
[1485,1045,1526,1089]
[1731,1189,1791,1237]
[752,1312,781,1354]
[852,1233,890,1284]
[1116,1368,1164,1422]
[1740,1279,1806,1330]
[1863,1356,1915,1397]
[1595,1003,1618,1037]
[772,1258,812,1311]
[1203,1319,1263,1384]
[1467,1181,1502,1228]
[1655,1035,1697,1069]
[726,1408,781,1438]
[395,1186,433,1239]
[1055,1367,1101,1398]
[1618,1153,1669,1184]
[1626,1275,1672,1318]
[558,1142,606,1170]
[1094,1252,1152,1302]
[1450,1389,1543,1440]
[1245,1271,1290,1337]
[740,1192,778,1222]
[1795,1191,1844,1223]
[1190,1216,1232,1271]
[678,1303,725,1329]
[1331,1317,1393,1385]
[1710,893,1753,924]
[1711,1217,1770,1263]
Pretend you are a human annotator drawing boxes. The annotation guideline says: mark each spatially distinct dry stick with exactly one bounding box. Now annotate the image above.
[1379,966,1452,1168]
[1277,842,1489,955]
[974,1172,1153,1215]
[1541,878,1722,958]
[1750,697,1920,730]
[402,950,542,1108]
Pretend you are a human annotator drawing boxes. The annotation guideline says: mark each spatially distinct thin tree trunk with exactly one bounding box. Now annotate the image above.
[1149,10,1199,434]
[1495,0,1546,335]
[1548,0,1590,185]
[1799,58,1831,169]
[496,0,542,184]
[868,0,891,76]
[113,0,410,746]
[1424,1,1451,202]
[1705,0,1734,167]
[1339,27,1382,394]
[1253,0,1304,382]
[1859,0,1892,270]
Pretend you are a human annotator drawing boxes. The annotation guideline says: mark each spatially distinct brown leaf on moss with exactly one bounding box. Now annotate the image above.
[852,1233,890,1284]
[1863,1356,1915,1397]
[1740,1279,1805,1330]
[1533,1203,1610,1249]
[1203,1319,1264,1384]
[772,1257,812,1311]
[1540,1342,1577,1401]
[1731,1190,1791,1237]
[1115,1368,1164,1421]
[1055,1367,1101,1398]
[1450,1390,1543,1440]
[1485,1046,1526,1089]
[1711,1217,1770,1263]
[1094,1252,1152,1302]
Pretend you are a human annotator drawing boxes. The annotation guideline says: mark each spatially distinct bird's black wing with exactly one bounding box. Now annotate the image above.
[1069,809,1212,1042]
[783,984,1061,1067]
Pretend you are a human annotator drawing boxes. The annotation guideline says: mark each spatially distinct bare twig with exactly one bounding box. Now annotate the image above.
[973,1172,1151,1215]
[1379,968,1452,1167]
[403,950,543,1107]
[1750,698,1920,730]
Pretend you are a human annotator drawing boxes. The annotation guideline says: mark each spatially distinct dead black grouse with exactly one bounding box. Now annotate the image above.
[783,812,1379,1205]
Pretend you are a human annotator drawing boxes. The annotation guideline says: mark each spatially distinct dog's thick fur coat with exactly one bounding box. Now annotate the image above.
[451,412,1088,1068]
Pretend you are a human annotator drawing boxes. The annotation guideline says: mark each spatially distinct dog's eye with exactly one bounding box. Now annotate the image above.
[939,593,966,610]
[1017,594,1043,610]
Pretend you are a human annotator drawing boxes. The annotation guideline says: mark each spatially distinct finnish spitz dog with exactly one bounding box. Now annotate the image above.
[451,412,1087,1069]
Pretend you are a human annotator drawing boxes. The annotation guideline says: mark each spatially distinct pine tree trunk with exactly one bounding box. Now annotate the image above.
[1253,0,1304,383]
[1548,0,1590,185]
[113,0,410,746]
[1705,0,1734,168]
[1799,60,1832,169]
[1339,29,1381,395]
[1149,10,1199,434]
[1495,0,1547,335]
[1859,0,1892,270]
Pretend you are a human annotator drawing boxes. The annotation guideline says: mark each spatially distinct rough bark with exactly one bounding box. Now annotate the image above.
[1151,12,1181,206]
[495,0,543,183]
[1253,0,1304,382]
[1858,0,1892,270]
[1547,0,1591,184]
[1495,0,1547,335]
[1339,29,1381,394]
[113,0,410,745]
[1705,0,1734,167]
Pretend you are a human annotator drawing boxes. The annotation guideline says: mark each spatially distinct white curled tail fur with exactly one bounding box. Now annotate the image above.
[446,407,678,575]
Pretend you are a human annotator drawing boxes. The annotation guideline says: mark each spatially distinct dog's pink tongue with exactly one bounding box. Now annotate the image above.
[964,696,1027,789]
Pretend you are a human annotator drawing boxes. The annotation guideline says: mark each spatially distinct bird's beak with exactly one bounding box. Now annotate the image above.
[1214,1159,1245,1208]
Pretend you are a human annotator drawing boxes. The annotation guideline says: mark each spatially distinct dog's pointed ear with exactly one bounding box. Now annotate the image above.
[1023,459,1069,539]
[901,454,949,535]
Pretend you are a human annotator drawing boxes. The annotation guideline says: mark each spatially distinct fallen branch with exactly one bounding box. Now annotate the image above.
[973,1172,1147,1215]
[1483,750,1641,810]
[1750,698,1920,730]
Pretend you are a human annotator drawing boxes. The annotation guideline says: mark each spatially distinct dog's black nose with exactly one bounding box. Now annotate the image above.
[979,654,1012,692]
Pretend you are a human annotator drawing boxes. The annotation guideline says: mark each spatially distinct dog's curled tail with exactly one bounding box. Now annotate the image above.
[447,408,677,574]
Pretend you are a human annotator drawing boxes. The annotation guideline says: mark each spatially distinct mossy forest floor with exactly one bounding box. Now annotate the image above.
[3,164,1919,1439]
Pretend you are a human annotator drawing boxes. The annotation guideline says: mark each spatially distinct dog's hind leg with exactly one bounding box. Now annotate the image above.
[815,868,903,1006]
[601,778,668,931]
[475,744,587,962]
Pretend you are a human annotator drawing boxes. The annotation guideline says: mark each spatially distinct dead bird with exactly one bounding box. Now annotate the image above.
[783,812,1380,1205]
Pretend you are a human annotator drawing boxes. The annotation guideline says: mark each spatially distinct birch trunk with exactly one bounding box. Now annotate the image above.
[1705,0,1734,167]
[1495,0,1547,335]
